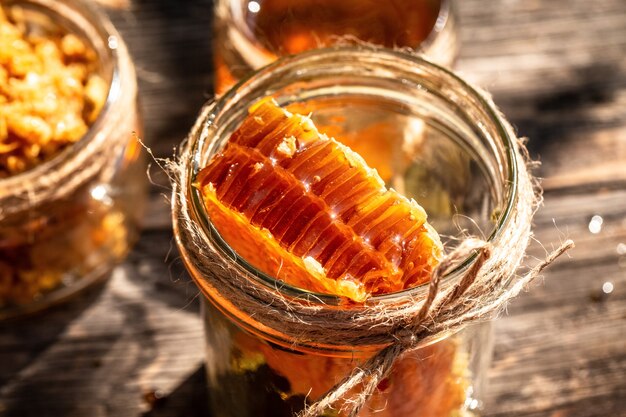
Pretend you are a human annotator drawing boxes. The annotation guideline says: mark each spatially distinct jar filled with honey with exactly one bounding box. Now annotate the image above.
[213,0,457,94]
[174,48,521,417]
[0,0,145,319]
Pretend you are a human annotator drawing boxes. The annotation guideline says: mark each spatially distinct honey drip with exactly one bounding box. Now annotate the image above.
[196,99,442,301]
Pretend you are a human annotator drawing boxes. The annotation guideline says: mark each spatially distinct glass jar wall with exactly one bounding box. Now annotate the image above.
[175,48,518,416]
[212,0,458,94]
[0,0,145,319]
[201,300,493,417]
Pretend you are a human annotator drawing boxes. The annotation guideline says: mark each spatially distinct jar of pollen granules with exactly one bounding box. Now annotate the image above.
[0,0,145,319]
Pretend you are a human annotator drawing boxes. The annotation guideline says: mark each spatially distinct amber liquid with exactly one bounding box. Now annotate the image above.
[245,0,441,54]
[214,0,443,93]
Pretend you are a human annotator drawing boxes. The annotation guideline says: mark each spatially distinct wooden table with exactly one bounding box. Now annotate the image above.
[1,1,625,416]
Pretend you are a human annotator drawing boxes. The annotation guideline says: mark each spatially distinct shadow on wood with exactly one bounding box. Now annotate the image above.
[125,229,202,314]
[142,366,209,417]
[498,62,622,156]
[0,276,110,387]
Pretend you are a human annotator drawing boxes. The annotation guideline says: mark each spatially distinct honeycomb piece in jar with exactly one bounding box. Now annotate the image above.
[195,98,442,302]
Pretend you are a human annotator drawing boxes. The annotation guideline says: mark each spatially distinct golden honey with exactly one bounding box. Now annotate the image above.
[213,0,456,94]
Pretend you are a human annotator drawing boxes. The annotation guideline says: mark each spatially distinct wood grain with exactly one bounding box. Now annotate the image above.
[1,1,625,416]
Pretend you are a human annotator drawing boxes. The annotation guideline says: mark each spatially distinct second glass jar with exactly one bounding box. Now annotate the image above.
[0,0,145,319]
[212,0,458,94]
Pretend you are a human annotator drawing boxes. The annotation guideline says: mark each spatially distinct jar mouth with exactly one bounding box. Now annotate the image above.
[225,0,452,70]
[187,47,517,306]
[0,0,121,191]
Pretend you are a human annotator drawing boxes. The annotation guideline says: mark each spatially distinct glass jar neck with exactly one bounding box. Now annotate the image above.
[179,47,517,353]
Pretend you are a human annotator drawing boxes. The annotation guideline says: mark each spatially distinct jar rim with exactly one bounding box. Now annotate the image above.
[0,0,122,191]
[186,46,518,306]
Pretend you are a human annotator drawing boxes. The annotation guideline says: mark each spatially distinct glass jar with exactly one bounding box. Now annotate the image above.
[212,0,458,94]
[0,0,145,319]
[174,47,517,416]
